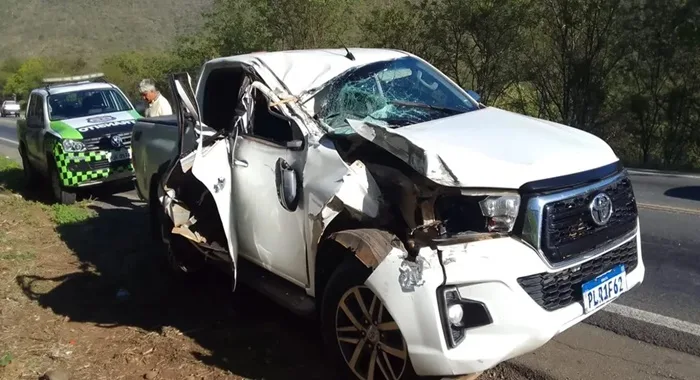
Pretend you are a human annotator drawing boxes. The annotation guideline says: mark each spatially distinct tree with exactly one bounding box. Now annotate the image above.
[418,0,533,104]
[526,0,629,133]
[100,52,173,99]
[263,0,359,50]
[3,58,49,99]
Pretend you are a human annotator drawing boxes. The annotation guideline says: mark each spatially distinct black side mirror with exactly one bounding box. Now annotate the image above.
[275,158,300,212]
[133,100,147,117]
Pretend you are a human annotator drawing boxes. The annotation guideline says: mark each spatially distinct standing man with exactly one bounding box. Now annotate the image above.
[139,79,173,117]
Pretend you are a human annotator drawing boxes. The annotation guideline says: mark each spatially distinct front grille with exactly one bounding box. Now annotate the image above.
[517,238,638,311]
[68,159,131,172]
[541,175,638,263]
[83,132,132,151]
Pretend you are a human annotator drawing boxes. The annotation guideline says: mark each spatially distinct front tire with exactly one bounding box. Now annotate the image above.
[153,196,206,277]
[49,161,77,205]
[321,257,417,380]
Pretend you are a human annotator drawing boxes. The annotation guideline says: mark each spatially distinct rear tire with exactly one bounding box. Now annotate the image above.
[49,161,77,205]
[321,257,419,380]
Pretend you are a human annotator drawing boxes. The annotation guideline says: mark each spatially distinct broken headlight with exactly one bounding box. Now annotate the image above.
[434,193,520,235]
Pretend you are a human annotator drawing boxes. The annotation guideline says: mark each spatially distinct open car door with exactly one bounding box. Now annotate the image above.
[166,72,240,288]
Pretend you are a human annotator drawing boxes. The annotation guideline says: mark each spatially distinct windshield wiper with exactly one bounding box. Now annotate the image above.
[389,100,467,115]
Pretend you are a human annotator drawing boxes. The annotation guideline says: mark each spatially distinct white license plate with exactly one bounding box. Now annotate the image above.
[109,149,131,162]
[582,264,627,314]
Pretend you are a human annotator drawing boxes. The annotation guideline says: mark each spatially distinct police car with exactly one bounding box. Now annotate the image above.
[16,73,141,204]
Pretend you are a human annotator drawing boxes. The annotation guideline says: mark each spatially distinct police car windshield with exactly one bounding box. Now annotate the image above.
[48,89,132,121]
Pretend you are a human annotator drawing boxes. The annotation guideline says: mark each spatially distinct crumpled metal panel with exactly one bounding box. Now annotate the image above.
[329,228,407,269]
[346,119,460,187]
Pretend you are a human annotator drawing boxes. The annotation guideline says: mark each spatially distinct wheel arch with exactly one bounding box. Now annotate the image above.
[313,208,408,309]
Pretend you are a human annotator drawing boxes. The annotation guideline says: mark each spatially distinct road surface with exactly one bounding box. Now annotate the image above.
[0,116,698,379]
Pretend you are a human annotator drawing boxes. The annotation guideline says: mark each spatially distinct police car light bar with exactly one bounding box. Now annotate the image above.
[42,73,106,85]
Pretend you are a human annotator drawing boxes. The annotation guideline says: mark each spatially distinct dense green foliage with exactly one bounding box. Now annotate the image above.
[2,0,699,170]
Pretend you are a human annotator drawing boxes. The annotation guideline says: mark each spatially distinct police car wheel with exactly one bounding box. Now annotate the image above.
[49,162,77,205]
[19,147,38,186]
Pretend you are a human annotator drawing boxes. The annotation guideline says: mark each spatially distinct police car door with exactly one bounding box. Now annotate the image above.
[169,73,240,286]
[25,94,47,171]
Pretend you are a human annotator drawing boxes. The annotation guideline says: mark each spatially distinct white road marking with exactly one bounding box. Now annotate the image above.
[0,136,18,145]
[628,169,700,180]
[606,303,700,337]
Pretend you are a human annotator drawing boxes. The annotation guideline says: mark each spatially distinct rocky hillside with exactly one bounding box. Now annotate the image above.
[0,0,213,59]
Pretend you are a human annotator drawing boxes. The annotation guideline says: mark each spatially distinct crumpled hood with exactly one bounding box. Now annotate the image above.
[347,107,619,189]
[50,110,140,140]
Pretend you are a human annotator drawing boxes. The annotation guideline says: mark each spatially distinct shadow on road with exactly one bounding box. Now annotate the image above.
[15,203,334,379]
[664,186,700,202]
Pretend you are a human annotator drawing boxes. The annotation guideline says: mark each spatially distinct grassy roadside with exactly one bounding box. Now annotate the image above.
[0,156,97,376]
[0,155,334,380]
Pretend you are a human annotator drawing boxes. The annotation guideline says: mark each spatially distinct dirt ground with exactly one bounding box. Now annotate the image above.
[0,159,551,380]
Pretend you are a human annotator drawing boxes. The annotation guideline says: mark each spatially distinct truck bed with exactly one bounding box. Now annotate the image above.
[132,115,179,202]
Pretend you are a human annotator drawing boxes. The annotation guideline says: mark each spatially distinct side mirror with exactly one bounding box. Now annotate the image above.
[133,100,147,117]
[275,158,300,212]
[466,90,481,103]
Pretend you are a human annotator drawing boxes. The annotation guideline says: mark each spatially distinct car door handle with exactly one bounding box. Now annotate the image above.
[234,159,248,167]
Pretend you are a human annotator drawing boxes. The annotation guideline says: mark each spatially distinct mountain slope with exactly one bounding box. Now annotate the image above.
[0,0,213,59]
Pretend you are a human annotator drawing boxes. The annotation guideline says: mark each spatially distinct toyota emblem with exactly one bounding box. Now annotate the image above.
[589,193,614,226]
[110,134,123,148]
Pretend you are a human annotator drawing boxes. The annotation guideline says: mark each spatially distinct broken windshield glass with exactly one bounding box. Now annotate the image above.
[313,56,479,131]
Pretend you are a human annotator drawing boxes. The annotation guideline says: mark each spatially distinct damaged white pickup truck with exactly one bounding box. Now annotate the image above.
[132,48,645,380]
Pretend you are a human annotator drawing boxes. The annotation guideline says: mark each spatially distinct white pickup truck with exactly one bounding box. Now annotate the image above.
[132,48,645,380]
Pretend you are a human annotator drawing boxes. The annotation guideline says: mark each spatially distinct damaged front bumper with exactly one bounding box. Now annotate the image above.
[364,227,645,377]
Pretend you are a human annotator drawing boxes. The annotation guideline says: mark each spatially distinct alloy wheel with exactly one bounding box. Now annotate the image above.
[335,285,408,380]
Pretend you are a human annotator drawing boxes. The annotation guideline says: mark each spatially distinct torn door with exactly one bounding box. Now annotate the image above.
[170,73,240,286]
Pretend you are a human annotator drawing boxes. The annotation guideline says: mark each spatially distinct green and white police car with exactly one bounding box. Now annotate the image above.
[17,73,142,204]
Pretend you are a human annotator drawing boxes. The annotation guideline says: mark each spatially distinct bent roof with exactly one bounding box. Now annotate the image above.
[204,48,411,96]
[35,82,116,96]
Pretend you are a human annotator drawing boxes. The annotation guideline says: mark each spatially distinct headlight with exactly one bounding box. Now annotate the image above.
[479,195,520,232]
[434,192,520,235]
[62,139,86,152]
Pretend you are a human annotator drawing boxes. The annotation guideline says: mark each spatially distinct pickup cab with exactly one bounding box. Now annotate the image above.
[17,74,140,204]
[132,48,645,380]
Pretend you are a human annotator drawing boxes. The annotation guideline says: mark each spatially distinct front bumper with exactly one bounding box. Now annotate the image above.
[366,224,645,377]
[53,145,134,188]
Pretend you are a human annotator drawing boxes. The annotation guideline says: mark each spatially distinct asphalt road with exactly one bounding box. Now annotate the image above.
[0,116,699,378]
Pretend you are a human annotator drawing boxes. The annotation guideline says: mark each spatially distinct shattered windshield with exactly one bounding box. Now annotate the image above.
[313,56,479,131]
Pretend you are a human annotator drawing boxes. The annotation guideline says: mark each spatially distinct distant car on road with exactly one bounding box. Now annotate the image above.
[1,100,21,117]
[16,73,142,204]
